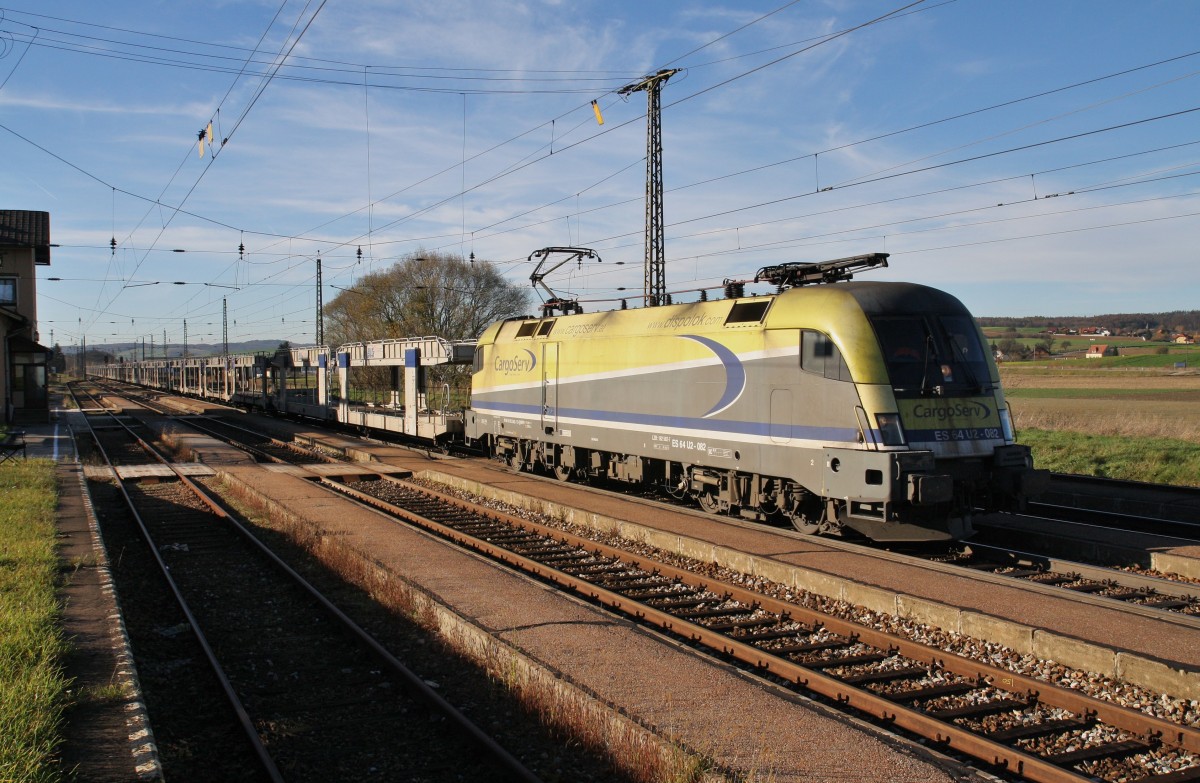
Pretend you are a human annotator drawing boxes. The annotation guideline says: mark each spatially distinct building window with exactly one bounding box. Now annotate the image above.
[0,277,16,306]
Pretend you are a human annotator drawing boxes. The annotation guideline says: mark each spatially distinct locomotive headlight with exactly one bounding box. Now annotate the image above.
[1000,407,1015,441]
[876,413,906,446]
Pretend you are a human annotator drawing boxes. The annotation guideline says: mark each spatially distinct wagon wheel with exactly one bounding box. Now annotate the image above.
[552,464,573,482]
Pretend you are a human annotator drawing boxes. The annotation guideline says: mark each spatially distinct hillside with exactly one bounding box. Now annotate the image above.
[977,310,1200,334]
[65,339,285,359]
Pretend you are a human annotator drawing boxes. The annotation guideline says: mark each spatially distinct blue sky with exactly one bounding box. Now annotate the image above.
[1,0,1198,351]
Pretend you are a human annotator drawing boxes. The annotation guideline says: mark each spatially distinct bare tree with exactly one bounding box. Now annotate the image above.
[323,251,530,348]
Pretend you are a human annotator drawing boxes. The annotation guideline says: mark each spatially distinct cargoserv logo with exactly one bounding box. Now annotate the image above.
[495,349,537,376]
[911,400,992,421]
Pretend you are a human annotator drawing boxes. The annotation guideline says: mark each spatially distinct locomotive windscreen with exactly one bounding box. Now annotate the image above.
[870,315,991,396]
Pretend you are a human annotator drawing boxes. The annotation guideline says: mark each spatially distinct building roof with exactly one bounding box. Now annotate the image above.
[0,210,51,264]
[7,333,50,355]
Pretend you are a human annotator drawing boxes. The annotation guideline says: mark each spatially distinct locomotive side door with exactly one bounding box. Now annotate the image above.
[541,342,559,434]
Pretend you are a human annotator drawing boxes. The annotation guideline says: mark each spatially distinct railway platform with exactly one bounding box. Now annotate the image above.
[219,462,974,783]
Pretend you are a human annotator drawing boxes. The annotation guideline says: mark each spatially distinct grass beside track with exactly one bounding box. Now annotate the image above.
[0,458,67,783]
[1019,428,1200,487]
[1002,366,1200,485]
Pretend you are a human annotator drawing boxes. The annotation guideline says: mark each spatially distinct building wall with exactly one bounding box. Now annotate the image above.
[0,312,13,422]
[1,246,38,328]
[1,244,45,423]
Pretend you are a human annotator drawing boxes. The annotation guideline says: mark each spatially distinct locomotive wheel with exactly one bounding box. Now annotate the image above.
[552,464,572,482]
[697,491,721,514]
[790,517,821,535]
[787,494,825,535]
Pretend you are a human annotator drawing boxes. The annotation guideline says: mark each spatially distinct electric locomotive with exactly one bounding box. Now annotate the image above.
[465,253,1046,541]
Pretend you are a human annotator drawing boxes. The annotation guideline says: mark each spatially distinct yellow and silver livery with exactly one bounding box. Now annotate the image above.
[467,279,1045,541]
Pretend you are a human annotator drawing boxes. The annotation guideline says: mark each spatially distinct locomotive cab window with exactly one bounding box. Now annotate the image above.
[871,315,991,395]
[801,330,852,382]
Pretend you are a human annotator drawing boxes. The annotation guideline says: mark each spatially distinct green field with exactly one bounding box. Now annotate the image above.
[1001,366,1200,485]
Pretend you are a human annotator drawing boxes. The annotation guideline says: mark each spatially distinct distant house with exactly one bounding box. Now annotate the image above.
[1173,334,1194,345]
[1,209,52,424]
[1086,344,1118,358]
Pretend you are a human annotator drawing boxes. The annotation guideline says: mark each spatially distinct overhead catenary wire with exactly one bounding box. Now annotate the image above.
[10,2,1197,339]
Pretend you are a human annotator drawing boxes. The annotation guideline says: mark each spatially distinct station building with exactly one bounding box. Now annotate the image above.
[0,210,52,424]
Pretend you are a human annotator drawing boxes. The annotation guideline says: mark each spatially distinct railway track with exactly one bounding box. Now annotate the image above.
[925,544,1200,625]
[92,380,1200,625]
[79,380,1200,779]
[90,380,1200,617]
[312,473,1200,783]
[1034,474,1200,540]
[69,383,545,782]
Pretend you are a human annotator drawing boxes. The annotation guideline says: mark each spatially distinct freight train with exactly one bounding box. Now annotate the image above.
[91,252,1046,541]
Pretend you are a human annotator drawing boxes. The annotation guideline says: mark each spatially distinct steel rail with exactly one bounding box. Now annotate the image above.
[69,384,287,783]
[321,475,1200,783]
[94,380,342,466]
[965,542,1200,599]
[73,384,545,783]
[167,477,546,783]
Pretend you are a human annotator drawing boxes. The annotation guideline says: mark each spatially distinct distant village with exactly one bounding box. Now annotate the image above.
[1036,325,1195,344]
[979,314,1195,365]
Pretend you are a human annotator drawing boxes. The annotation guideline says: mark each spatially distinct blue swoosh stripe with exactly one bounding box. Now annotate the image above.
[474,400,858,442]
[679,334,745,418]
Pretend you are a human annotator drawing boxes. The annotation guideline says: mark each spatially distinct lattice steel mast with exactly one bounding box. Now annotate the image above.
[315,254,324,346]
[619,68,679,308]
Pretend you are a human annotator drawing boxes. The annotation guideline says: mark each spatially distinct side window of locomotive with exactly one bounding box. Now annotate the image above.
[726,299,771,324]
[515,321,538,338]
[473,346,483,373]
[537,320,556,337]
[801,331,852,382]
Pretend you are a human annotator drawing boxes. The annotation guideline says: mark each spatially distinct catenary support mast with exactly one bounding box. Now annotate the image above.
[619,68,679,308]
